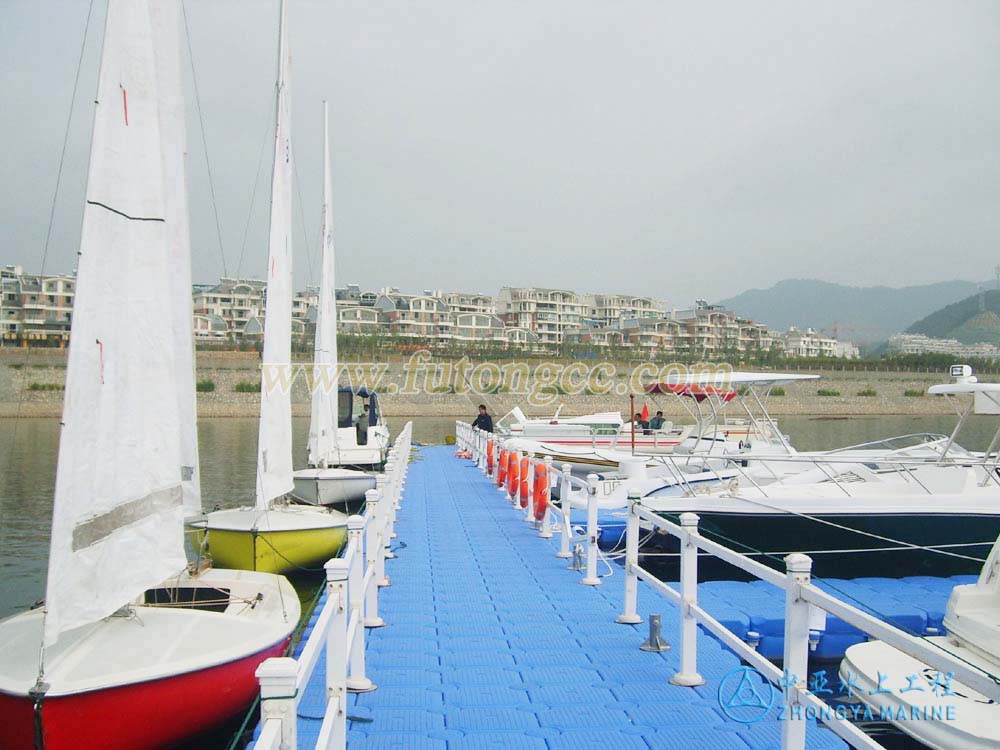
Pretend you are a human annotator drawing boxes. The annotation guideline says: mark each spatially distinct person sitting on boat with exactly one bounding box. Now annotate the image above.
[472,404,494,433]
[356,402,370,445]
[631,412,649,432]
[649,410,666,431]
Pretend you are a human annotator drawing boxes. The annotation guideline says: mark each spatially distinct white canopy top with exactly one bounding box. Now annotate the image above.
[655,371,820,387]
[928,382,1000,395]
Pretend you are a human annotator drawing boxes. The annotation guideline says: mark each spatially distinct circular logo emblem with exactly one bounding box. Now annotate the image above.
[717,666,776,724]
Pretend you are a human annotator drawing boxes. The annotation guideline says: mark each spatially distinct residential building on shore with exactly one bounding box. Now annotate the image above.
[0,266,856,357]
[783,326,860,359]
[887,333,999,360]
[0,265,75,346]
[495,287,588,345]
[564,301,780,356]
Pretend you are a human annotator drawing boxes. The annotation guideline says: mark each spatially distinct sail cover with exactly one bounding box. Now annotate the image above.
[44,0,186,645]
[152,0,200,516]
[308,102,340,467]
[256,0,294,508]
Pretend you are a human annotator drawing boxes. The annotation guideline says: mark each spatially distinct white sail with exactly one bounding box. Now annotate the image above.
[308,102,340,467]
[151,0,200,515]
[44,0,186,646]
[255,0,294,509]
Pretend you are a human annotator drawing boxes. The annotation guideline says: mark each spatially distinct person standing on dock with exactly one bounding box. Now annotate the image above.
[356,402,370,445]
[472,404,493,433]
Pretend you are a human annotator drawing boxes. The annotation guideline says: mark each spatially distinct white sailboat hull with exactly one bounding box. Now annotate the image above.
[0,568,299,750]
[291,467,376,505]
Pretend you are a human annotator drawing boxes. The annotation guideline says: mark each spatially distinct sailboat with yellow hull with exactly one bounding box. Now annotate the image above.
[192,1,346,575]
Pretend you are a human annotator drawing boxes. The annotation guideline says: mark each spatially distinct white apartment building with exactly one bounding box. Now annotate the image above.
[584,293,665,328]
[782,326,858,358]
[0,265,76,345]
[192,277,315,339]
[887,333,998,359]
[496,287,587,345]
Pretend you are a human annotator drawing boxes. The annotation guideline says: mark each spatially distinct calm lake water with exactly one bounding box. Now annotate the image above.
[1,413,997,619]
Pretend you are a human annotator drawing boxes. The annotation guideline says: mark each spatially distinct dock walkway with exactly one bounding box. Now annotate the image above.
[287,445,848,749]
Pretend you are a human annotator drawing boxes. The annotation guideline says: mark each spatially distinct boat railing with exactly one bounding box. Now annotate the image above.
[251,421,413,750]
[453,420,1000,750]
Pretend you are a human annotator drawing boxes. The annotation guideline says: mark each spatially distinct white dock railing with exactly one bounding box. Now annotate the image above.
[253,422,413,750]
[455,420,1000,750]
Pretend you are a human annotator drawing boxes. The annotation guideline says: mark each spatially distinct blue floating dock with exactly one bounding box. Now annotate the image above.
[693,575,974,661]
[256,445,855,749]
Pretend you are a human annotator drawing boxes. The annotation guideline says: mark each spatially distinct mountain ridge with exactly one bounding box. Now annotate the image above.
[716,278,984,344]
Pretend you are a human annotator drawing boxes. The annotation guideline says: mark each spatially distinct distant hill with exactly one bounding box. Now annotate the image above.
[907,290,1000,345]
[717,279,982,344]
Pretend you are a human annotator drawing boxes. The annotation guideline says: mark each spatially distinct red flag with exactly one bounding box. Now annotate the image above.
[640,403,649,421]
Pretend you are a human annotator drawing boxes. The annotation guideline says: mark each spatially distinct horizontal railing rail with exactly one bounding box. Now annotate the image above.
[252,422,413,750]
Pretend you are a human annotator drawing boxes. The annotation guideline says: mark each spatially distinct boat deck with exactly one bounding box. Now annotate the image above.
[260,445,849,749]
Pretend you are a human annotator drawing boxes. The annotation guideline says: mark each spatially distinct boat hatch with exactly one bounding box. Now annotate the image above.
[143,586,233,613]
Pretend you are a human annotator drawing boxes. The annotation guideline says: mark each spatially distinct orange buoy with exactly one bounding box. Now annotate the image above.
[486,440,495,475]
[507,453,520,497]
[533,463,548,520]
[496,448,508,487]
[519,457,530,507]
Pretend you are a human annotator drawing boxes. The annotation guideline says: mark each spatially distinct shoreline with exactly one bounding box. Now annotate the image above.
[0,350,969,419]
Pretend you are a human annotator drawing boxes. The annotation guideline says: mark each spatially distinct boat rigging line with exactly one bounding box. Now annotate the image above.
[180,0,229,276]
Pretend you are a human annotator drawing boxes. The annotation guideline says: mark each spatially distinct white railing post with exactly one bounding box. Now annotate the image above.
[478,428,487,473]
[616,489,643,624]
[557,463,572,558]
[581,473,601,586]
[380,469,397,550]
[324,558,349,749]
[671,512,705,687]
[364,491,385,627]
[346,515,375,693]
[392,454,403,511]
[524,452,536,523]
[539,456,553,538]
[377,490,391,588]
[256,657,298,750]
[781,553,813,750]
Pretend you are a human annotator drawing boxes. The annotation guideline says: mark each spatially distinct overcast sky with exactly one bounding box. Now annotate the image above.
[2,0,998,304]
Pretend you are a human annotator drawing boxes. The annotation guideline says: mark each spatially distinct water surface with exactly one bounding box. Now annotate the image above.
[1,413,996,618]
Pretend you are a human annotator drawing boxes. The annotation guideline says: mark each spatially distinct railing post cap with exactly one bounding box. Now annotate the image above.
[255,656,298,681]
[375,473,387,485]
[561,463,572,473]
[325,557,349,580]
[347,514,366,530]
[679,512,700,526]
[627,487,641,500]
[586,473,599,482]
[544,455,553,465]
[784,552,813,572]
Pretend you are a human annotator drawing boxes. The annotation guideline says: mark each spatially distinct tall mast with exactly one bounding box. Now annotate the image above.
[255,0,294,509]
[308,101,340,466]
